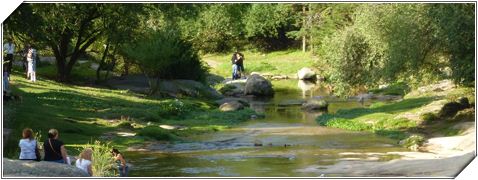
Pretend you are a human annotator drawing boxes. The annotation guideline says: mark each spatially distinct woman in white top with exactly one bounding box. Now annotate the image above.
[26,44,36,82]
[75,148,93,176]
[18,128,38,160]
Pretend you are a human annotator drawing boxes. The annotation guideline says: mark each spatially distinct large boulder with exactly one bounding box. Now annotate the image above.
[302,99,328,112]
[215,97,249,106]
[297,67,316,80]
[244,75,274,97]
[219,101,245,112]
[3,158,89,177]
[158,80,223,99]
[439,97,470,118]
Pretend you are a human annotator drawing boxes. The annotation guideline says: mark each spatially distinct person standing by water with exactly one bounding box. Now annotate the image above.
[111,148,128,177]
[18,128,40,161]
[3,38,15,75]
[43,129,69,164]
[25,44,37,82]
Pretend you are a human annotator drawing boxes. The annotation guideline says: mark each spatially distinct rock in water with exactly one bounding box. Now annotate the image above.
[302,99,328,112]
[219,101,245,112]
[3,158,89,177]
[297,67,317,80]
[244,74,274,97]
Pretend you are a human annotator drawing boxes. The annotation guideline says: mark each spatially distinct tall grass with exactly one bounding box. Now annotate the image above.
[74,141,116,177]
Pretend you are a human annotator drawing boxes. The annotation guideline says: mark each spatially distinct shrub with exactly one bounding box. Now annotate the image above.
[123,29,208,94]
[399,135,425,151]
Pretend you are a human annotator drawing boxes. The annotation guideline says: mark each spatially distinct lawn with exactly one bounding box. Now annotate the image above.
[202,50,318,78]
[3,72,256,158]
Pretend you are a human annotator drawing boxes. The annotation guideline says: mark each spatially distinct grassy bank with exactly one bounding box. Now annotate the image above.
[317,82,475,148]
[4,73,256,158]
[202,50,317,78]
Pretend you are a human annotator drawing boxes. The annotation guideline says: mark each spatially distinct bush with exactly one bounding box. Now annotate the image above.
[399,135,425,151]
[123,29,208,94]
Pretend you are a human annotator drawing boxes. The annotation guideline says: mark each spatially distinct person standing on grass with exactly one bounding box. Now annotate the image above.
[43,129,69,164]
[235,52,245,79]
[25,44,37,82]
[3,38,15,75]
[76,148,93,176]
[111,148,128,177]
[19,128,40,161]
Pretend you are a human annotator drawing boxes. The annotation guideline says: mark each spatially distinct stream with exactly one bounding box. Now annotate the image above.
[125,79,410,177]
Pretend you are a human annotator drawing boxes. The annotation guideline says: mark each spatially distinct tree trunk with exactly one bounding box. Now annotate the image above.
[96,41,110,82]
[104,45,118,80]
[302,5,306,52]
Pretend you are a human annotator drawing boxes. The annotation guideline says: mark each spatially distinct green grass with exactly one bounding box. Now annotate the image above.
[369,82,410,96]
[317,84,475,145]
[202,50,317,78]
[4,72,256,158]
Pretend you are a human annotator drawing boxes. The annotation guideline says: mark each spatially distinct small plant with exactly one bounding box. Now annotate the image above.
[399,135,425,151]
[420,113,439,123]
[77,141,116,177]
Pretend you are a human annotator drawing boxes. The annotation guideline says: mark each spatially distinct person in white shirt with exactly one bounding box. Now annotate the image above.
[3,38,15,74]
[26,44,37,82]
[75,148,93,176]
[18,128,39,161]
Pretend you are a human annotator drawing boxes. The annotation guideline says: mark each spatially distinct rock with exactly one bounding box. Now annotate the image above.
[457,97,470,108]
[451,108,475,121]
[3,158,89,177]
[439,99,469,118]
[302,99,328,111]
[219,101,245,112]
[297,67,316,80]
[107,75,223,99]
[215,98,249,106]
[271,75,289,80]
[278,99,306,107]
[244,74,274,97]
[159,125,187,130]
[158,80,223,99]
[250,72,261,76]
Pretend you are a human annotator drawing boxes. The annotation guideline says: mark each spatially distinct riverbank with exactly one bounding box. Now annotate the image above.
[298,121,475,177]
[3,73,257,157]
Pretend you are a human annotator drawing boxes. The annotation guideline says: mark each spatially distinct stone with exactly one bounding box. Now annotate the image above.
[439,100,469,118]
[219,101,245,112]
[278,99,306,107]
[297,67,316,80]
[3,158,89,177]
[302,99,328,111]
[457,97,470,109]
[215,98,249,106]
[244,74,274,97]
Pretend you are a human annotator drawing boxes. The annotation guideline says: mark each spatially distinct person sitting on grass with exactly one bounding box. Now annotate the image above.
[111,148,128,177]
[75,148,93,176]
[43,129,69,164]
[19,128,40,161]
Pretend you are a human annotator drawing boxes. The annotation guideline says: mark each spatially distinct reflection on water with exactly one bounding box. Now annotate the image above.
[126,79,408,177]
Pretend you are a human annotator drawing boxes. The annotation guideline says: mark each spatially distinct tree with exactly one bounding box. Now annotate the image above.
[123,29,206,95]
[4,4,140,82]
[243,4,298,51]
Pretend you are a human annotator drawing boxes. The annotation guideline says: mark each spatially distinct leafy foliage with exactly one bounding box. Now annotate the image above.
[123,29,207,94]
